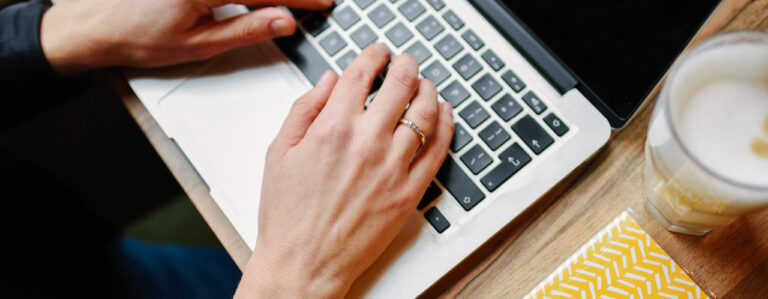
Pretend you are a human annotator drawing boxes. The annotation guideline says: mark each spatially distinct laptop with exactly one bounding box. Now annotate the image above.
[126,0,721,297]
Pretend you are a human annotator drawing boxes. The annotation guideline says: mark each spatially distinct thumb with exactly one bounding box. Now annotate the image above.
[268,71,338,159]
[186,7,296,58]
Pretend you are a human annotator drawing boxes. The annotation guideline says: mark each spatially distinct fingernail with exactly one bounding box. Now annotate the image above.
[372,42,390,55]
[270,19,293,37]
[316,71,334,86]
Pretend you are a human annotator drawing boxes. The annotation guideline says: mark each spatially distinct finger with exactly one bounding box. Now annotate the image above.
[269,71,337,158]
[185,7,296,58]
[391,79,438,162]
[319,43,390,118]
[211,0,334,10]
[407,103,454,189]
[366,54,420,131]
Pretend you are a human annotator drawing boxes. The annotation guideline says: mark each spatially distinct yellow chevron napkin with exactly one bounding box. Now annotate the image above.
[526,211,708,299]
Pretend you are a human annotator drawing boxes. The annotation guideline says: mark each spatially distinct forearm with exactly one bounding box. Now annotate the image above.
[39,0,112,76]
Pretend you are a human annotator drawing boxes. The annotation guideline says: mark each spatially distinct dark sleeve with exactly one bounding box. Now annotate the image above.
[0,0,85,130]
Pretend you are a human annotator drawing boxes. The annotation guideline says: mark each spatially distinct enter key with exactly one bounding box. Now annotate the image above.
[480,143,531,192]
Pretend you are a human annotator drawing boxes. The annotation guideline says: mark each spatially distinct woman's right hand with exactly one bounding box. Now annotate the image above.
[235,43,454,298]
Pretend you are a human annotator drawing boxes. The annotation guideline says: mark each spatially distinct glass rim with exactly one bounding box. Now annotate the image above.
[661,30,768,192]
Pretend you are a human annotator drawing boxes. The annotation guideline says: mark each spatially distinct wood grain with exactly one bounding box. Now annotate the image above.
[115,0,768,297]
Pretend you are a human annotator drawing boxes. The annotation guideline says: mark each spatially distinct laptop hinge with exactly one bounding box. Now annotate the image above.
[469,0,578,95]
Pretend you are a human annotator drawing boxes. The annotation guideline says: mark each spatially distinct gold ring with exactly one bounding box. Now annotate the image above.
[399,119,426,147]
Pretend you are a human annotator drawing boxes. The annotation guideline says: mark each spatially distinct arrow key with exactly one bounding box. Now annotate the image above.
[512,115,554,155]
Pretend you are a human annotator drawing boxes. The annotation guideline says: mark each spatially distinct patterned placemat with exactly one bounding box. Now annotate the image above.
[526,211,708,299]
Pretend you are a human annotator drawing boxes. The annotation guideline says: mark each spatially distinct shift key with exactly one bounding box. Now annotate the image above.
[436,156,486,211]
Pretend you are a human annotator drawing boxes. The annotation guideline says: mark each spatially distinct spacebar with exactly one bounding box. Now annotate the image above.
[275,33,335,85]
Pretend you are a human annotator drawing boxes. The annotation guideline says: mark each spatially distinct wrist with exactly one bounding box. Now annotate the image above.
[236,242,352,298]
[40,1,113,76]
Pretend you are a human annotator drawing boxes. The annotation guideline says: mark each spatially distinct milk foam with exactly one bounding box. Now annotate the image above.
[668,42,768,187]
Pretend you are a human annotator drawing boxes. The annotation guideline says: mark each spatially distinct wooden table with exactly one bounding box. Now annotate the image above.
[113,1,768,297]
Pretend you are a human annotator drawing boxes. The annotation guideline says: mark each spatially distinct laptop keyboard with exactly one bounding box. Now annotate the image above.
[271,0,571,234]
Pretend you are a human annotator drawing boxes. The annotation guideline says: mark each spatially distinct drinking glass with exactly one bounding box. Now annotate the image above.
[643,31,768,236]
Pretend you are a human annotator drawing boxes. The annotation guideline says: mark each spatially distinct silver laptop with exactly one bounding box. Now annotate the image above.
[126,0,721,297]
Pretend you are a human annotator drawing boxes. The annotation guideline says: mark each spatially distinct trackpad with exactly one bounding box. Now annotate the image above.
[157,42,309,247]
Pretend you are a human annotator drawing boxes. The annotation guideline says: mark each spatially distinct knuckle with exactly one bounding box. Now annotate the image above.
[291,95,316,113]
[341,67,373,86]
[386,65,419,91]
[265,140,282,160]
[352,135,384,163]
[312,120,350,141]
[415,101,438,125]
[388,194,416,213]
[237,21,261,44]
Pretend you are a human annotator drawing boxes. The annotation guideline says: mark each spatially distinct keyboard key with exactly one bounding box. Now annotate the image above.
[479,121,510,151]
[404,41,432,64]
[459,100,490,129]
[461,30,484,50]
[434,35,463,60]
[368,4,395,28]
[452,54,482,81]
[416,15,445,41]
[436,157,486,211]
[302,13,330,37]
[385,22,414,47]
[319,31,347,56]
[424,207,450,233]
[336,50,357,70]
[442,10,464,30]
[422,61,451,86]
[439,81,469,107]
[472,73,502,101]
[275,33,335,84]
[460,144,493,174]
[501,70,526,93]
[521,91,547,114]
[350,25,377,49]
[353,0,375,10]
[512,115,554,155]
[398,0,426,22]
[480,143,531,192]
[332,6,360,30]
[426,0,445,11]
[450,123,472,152]
[491,94,523,121]
[543,113,569,136]
[481,50,505,71]
[417,182,442,210]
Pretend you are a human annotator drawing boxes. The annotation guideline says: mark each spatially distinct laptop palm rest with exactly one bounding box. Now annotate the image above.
[152,42,310,247]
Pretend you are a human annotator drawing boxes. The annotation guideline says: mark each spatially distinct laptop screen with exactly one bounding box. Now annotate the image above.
[498,0,721,127]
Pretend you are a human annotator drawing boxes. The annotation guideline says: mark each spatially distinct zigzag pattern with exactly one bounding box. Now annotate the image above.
[526,212,708,299]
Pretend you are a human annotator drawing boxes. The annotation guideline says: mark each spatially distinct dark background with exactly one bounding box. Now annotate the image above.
[502,0,720,120]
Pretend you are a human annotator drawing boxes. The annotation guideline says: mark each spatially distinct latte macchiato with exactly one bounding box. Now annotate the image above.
[644,32,768,235]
